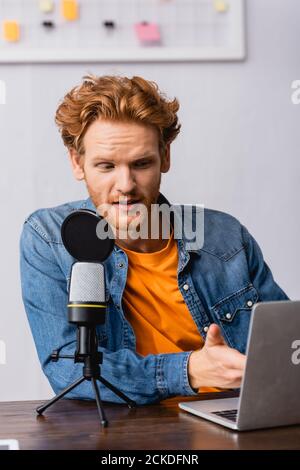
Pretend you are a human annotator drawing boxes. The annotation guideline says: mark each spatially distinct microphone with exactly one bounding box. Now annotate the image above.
[68,262,106,325]
[36,210,136,426]
[68,262,106,358]
[61,209,114,358]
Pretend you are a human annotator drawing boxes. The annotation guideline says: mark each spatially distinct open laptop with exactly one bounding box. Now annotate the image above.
[179,300,300,431]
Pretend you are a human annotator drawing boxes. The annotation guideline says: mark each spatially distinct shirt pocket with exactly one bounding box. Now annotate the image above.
[211,284,259,353]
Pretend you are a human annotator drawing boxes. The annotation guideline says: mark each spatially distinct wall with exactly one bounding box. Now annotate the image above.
[0,0,299,400]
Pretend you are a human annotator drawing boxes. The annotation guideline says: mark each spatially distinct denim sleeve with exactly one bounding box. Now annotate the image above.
[20,221,196,405]
[241,225,289,301]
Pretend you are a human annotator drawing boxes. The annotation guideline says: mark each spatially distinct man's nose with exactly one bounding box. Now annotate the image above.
[115,167,136,194]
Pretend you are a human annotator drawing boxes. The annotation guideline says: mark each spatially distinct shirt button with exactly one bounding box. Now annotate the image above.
[204,326,209,333]
[225,313,232,320]
[118,263,124,268]
[183,284,189,291]
[247,300,253,307]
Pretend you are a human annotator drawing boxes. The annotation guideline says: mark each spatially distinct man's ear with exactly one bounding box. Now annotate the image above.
[161,144,170,173]
[68,148,85,181]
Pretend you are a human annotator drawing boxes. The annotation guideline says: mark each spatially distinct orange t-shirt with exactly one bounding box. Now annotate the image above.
[121,231,219,393]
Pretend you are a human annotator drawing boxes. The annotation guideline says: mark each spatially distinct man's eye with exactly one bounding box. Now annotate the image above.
[96,163,114,170]
[134,160,151,168]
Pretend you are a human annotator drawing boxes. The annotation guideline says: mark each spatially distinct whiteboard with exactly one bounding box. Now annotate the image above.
[0,0,246,63]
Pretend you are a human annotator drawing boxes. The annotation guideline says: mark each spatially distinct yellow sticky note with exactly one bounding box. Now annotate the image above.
[3,20,20,42]
[214,1,229,13]
[61,0,79,21]
[39,0,54,13]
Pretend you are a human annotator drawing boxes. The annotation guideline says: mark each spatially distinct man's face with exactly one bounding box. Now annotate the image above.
[69,119,170,235]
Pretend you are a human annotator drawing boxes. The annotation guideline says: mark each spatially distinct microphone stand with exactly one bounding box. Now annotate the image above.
[36,321,136,427]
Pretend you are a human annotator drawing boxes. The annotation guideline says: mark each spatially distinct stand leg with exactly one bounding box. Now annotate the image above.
[91,377,108,427]
[98,376,136,408]
[36,376,86,415]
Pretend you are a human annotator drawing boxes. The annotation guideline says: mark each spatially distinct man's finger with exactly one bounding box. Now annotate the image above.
[205,323,226,348]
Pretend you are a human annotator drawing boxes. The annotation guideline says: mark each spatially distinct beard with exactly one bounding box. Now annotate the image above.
[85,182,161,241]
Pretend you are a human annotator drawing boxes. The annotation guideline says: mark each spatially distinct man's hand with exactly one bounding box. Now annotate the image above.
[188,324,246,390]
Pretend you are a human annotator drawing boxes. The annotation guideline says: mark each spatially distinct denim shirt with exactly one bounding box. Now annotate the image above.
[19,195,288,405]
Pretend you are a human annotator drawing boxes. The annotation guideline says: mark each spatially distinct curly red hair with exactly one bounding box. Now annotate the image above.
[55,74,181,157]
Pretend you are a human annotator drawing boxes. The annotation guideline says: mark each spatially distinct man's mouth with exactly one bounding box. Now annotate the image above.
[112,199,142,210]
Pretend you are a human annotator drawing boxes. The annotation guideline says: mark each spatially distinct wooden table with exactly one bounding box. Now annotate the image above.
[1,391,300,450]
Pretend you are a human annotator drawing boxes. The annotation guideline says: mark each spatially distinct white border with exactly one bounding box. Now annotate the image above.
[0,439,19,450]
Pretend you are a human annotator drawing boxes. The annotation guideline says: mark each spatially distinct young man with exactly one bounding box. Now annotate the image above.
[20,75,288,405]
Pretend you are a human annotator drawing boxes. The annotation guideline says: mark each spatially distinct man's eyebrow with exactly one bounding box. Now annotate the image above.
[91,153,156,162]
[132,154,157,161]
[91,155,112,162]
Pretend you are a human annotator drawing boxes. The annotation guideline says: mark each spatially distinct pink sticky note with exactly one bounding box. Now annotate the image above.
[134,22,161,45]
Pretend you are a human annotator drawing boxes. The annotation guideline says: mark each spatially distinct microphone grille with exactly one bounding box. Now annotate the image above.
[69,262,105,303]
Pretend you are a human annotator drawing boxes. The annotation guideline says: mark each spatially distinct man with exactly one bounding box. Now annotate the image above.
[20,75,288,404]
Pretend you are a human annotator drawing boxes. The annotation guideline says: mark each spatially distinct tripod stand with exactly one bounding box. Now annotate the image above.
[36,325,136,427]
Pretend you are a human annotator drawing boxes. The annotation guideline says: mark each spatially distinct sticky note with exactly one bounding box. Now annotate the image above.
[214,1,229,13]
[134,22,161,45]
[2,20,20,42]
[39,0,54,13]
[61,0,79,21]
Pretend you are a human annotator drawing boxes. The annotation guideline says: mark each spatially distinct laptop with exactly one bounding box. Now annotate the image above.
[179,300,300,431]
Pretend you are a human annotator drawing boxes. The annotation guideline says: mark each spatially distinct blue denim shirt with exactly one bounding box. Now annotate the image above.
[19,195,288,405]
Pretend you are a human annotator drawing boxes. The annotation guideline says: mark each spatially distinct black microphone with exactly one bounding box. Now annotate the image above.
[61,209,115,263]
[62,210,113,360]
[36,209,136,426]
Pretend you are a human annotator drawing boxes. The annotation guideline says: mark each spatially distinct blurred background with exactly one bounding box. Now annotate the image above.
[0,0,299,401]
